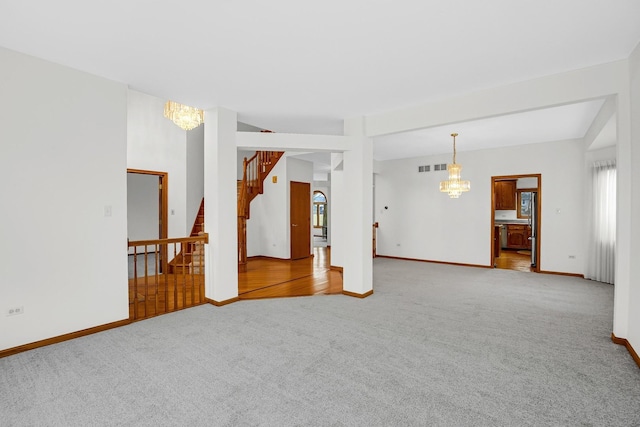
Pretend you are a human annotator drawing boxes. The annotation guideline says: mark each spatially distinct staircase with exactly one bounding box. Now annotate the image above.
[168,199,205,274]
[169,148,283,275]
[237,150,284,272]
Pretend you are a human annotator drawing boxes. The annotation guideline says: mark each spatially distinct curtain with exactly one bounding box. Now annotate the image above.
[586,160,616,284]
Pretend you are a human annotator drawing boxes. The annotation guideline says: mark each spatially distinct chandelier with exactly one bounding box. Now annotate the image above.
[163,100,204,131]
[439,133,470,198]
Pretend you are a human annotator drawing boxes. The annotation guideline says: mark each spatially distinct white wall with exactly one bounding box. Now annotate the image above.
[127,172,159,244]
[626,41,640,353]
[0,47,128,351]
[585,146,616,163]
[246,156,313,258]
[375,138,585,274]
[127,90,188,238]
[186,125,204,231]
[246,156,288,258]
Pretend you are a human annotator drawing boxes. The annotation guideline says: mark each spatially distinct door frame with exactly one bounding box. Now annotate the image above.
[127,169,168,241]
[491,174,541,272]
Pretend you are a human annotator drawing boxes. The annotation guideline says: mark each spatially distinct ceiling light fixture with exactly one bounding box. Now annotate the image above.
[439,133,470,198]
[163,100,204,131]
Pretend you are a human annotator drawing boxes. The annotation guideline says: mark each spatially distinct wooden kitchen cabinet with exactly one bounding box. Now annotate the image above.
[495,180,517,210]
[506,224,530,249]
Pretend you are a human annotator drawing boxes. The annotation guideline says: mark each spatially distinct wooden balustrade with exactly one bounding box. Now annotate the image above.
[238,217,247,272]
[128,234,208,321]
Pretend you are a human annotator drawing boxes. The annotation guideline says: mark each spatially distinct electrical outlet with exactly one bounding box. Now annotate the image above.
[7,306,24,316]
[568,255,576,259]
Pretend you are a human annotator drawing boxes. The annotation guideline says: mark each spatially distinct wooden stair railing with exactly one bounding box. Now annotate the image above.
[237,150,284,272]
[128,233,208,321]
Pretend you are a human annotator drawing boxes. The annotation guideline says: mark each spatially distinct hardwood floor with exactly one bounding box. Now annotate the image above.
[494,249,533,272]
[128,247,339,320]
[238,246,342,299]
[129,246,528,317]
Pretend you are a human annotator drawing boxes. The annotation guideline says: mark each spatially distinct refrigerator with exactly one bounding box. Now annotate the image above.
[528,192,538,268]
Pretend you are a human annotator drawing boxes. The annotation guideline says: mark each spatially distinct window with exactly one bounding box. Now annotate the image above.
[516,189,535,218]
[586,160,616,284]
[313,191,327,228]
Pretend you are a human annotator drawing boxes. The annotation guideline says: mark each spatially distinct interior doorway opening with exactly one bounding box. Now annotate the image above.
[491,174,541,272]
[313,190,328,248]
[126,169,168,249]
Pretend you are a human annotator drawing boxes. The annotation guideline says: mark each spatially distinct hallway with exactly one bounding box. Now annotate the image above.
[238,247,342,299]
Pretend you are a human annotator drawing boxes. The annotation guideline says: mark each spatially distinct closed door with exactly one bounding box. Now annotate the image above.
[290,181,311,260]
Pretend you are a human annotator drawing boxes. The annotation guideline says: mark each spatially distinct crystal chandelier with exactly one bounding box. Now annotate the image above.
[163,100,204,131]
[439,133,470,198]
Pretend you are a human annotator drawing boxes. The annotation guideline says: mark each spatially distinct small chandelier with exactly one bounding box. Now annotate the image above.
[439,133,470,198]
[163,100,204,131]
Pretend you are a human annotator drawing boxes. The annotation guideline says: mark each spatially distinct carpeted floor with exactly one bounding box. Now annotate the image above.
[1,258,639,426]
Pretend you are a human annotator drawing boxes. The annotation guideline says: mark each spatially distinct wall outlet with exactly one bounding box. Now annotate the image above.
[6,306,24,316]
[568,255,576,259]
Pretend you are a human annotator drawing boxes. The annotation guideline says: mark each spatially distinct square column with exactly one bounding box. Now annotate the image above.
[204,107,238,304]
[342,117,373,296]
[329,153,344,269]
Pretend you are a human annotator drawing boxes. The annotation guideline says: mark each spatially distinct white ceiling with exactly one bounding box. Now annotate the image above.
[373,99,607,161]
[1,0,638,161]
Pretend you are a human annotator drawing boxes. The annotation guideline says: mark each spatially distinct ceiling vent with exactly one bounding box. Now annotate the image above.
[418,165,430,173]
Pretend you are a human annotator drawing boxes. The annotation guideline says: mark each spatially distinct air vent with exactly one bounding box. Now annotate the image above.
[434,163,447,171]
[418,165,430,173]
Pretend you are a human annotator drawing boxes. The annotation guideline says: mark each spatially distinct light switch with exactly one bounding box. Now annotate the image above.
[104,205,112,217]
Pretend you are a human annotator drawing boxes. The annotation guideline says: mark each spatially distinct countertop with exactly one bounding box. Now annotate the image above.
[494,219,529,225]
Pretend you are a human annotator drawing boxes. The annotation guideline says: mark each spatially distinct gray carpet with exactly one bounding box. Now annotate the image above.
[2,258,639,426]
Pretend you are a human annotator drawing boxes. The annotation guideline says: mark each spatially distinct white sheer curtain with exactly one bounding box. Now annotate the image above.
[586,160,616,284]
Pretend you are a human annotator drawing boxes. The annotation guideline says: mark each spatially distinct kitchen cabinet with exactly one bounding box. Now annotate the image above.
[495,180,516,210]
[506,224,531,249]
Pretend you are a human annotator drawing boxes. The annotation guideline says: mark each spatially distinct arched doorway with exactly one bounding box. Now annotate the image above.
[313,190,327,246]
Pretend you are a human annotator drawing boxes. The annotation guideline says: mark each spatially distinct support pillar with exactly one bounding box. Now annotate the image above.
[204,107,238,304]
[342,117,373,296]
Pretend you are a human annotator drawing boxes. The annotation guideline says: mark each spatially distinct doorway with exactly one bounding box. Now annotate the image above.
[127,169,168,273]
[290,181,311,259]
[491,174,541,272]
[312,190,328,248]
